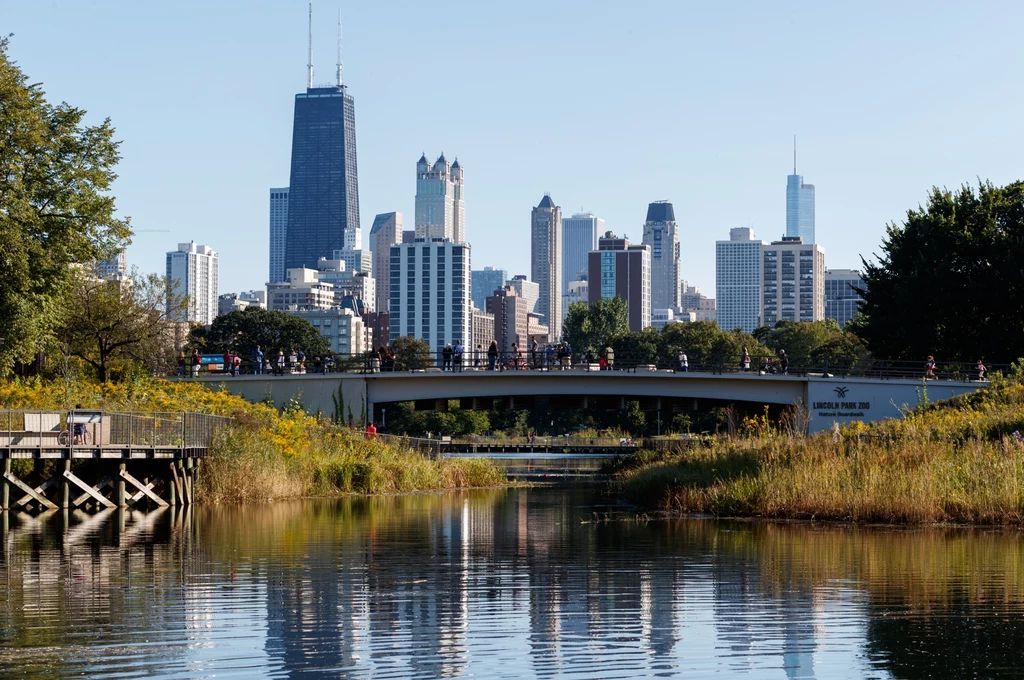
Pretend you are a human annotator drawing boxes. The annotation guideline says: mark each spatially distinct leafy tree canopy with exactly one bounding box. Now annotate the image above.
[753,319,865,361]
[390,336,433,370]
[851,180,1024,361]
[190,308,329,358]
[562,297,629,354]
[0,37,131,373]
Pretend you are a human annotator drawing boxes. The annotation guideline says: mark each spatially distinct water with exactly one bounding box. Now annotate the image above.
[2,488,1024,679]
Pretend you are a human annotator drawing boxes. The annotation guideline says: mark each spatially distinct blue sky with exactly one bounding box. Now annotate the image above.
[5,0,1024,297]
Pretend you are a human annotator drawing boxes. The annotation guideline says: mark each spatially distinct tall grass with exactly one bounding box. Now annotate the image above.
[619,378,1024,524]
[0,376,507,502]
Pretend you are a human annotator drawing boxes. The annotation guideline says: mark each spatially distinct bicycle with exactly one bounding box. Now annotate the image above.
[58,427,90,446]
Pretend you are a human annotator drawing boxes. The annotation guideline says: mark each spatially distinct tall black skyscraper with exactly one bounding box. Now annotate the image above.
[284,5,360,271]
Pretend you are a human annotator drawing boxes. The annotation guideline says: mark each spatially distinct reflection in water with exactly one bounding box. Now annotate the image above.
[0,489,1023,678]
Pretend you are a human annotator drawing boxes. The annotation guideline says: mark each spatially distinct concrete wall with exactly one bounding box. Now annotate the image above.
[200,372,984,433]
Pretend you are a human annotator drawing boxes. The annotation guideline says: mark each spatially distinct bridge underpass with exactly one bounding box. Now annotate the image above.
[203,370,984,434]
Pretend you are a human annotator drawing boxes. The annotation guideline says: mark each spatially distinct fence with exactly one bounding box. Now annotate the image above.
[0,410,233,451]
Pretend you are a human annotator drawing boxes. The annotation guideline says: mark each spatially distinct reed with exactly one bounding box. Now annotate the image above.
[618,378,1024,524]
[0,376,506,502]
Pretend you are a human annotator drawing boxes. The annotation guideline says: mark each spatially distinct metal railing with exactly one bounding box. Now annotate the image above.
[0,410,232,450]
[376,433,442,459]
[182,350,1006,383]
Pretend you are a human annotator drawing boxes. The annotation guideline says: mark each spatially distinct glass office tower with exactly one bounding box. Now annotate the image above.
[284,85,360,271]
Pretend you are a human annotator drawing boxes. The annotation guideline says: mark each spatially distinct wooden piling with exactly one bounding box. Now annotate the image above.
[1,458,9,511]
[61,459,72,509]
[116,463,126,508]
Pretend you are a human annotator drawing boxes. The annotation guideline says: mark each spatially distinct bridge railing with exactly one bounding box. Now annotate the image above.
[184,350,1006,383]
[0,410,233,450]
[376,433,443,459]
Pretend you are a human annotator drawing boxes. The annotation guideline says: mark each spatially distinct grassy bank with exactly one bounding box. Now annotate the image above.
[618,378,1024,524]
[0,378,505,502]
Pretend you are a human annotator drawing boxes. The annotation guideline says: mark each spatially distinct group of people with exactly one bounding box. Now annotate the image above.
[924,356,988,381]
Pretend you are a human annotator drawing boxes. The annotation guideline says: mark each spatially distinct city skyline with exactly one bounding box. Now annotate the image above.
[7,1,1024,298]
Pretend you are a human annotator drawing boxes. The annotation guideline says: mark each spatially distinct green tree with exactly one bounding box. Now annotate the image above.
[390,336,433,370]
[753,319,864,361]
[670,413,692,433]
[852,181,1024,361]
[55,270,186,382]
[620,400,647,436]
[562,297,630,354]
[190,308,329,358]
[611,328,661,366]
[0,38,131,373]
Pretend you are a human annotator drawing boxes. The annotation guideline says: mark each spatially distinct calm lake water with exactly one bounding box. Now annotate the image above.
[1,487,1024,679]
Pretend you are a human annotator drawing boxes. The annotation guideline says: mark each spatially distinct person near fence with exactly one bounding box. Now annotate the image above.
[454,341,464,372]
[604,345,615,371]
[977,359,987,381]
[232,353,241,376]
[442,343,453,372]
[679,350,688,373]
[474,344,482,369]
[487,341,498,371]
[742,347,751,372]
[176,352,185,377]
[252,345,264,375]
[778,349,789,375]
[276,350,286,375]
[925,355,937,380]
[364,421,377,439]
[72,404,85,443]
[191,349,202,378]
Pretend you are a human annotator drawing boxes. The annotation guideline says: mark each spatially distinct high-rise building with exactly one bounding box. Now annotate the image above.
[471,267,508,312]
[296,307,367,356]
[166,242,218,325]
[471,307,495,355]
[587,231,651,332]
[761,237,825,326]
[389,240,471,354]
[642,201,681,316]
[369,212,403,313]
[415,153,465,242]
[562,276,589,322]
[531,195,562,340]
[486,285,529,353]
[562,212,602,295]
[331,248,372,274]
[267,267,335,312]
[680,283,717,323]
[715,227,765,334]
[96,250,127,280]
[284,8,359,271]
[316,258,375,312]
[786,140,815,244]
[269,187,289,283]
[507,275,540,317]
[825,268,865,328]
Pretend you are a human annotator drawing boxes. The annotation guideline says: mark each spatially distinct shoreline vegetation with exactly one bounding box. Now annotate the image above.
[0,378,506,502]
[616,375,1024,525]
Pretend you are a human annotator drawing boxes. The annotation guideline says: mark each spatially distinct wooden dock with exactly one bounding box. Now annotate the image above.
[0,410,231,514]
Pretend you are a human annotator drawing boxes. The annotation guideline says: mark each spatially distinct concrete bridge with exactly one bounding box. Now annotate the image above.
[198,369,983,434]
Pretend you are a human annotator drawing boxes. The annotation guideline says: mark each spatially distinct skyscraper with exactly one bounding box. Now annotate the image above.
[825,268,866,328]
[284,6,360,271]
[786,139,815,244]
[715,227,765,334]
[761,237,825,327]
[561,212,602,295]
[166,242,218,325]
[369,212,403,313]
[642,200,681,316]
[389,240,471,354]
[471,266,507,311]
[269,187,289,283]
[587,231,651,332]
[415,153,465,242]
[531,195,562,340]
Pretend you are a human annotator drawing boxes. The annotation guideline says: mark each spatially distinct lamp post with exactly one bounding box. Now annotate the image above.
[382,408,386,430]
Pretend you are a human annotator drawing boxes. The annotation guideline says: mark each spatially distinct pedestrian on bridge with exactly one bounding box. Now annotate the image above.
[604,345,615,371]
[454,341,464,372]
[679,351,688,373]
[442,344,453,372]
[487,341,498,371]
[252,346,264,375]
[977,360,987,381]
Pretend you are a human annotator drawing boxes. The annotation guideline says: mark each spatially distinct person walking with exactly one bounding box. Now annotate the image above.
[176,352,185,377]
[276,350,286,375]
[530,337,539,369]
[977,359,987,381]
[223,350,233,375]
[232,353,241,376]
[604,344,615,371]
[252,345,264,375]
[442,343,453,372]
[778,349,789,375]
[453,341,464,372]
[925,355,937,380]
[679,350,689,373]
[741,347,751,372]
[487,341,498,371]
[474,344,482,369]
[191,349,202,378]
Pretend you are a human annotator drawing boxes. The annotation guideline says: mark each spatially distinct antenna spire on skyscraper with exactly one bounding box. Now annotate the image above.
[793,134,797,174]
[336,8,343,86]
[307,1,314,89]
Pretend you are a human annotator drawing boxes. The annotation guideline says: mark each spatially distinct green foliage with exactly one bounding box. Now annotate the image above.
[671,413,692,433]
[853,180,1024,361]
[562,297,629,354]
[191,307,330,357]
[753,319,864,361]
[620,400,647,436]
[55,269,186,381]
[0,38,131,374]
[390,336,433,370]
